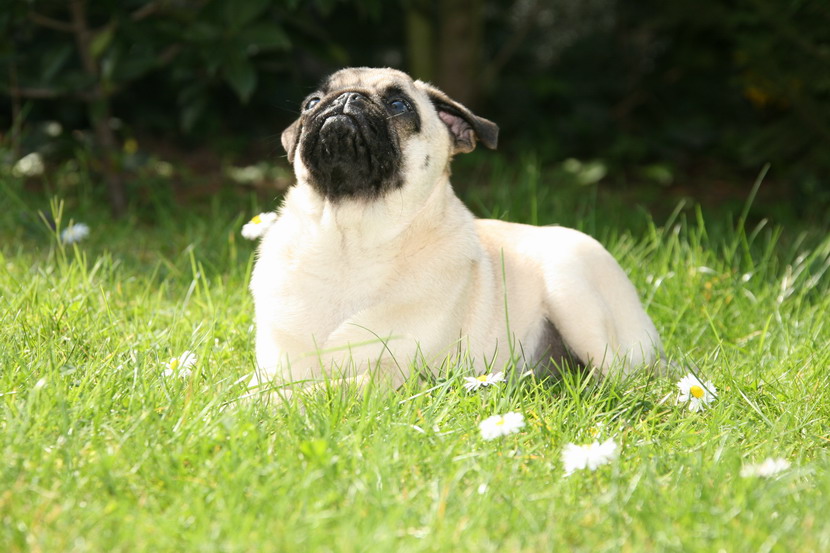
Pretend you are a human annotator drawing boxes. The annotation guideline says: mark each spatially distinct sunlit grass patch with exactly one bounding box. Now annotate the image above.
[1,166,829,552]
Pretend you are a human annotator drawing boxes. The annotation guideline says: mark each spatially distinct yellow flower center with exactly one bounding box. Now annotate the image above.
[690,385,704,399]
[477,375,489,382]
[495,418,505,426]
[170,359,180,371]
[251,215,262,224]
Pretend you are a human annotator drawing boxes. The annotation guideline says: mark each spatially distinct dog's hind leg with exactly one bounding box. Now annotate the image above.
[534,227,664,378]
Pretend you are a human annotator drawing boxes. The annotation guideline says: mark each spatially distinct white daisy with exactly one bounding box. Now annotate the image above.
[561,438,619,476]
[241,212,277,240]
[677,373,717,412]
[60,222,90,244]
[163,350,197,378]
[740,458,791,478]
[479,411,525,440]
[463,371,506,391]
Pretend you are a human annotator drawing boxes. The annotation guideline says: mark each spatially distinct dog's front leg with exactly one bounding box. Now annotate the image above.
[247,329,417,407]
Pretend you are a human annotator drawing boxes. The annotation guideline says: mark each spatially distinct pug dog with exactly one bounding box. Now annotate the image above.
[249,67,663,395]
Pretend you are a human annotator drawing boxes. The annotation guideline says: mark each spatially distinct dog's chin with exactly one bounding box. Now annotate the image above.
[300,113,401,200]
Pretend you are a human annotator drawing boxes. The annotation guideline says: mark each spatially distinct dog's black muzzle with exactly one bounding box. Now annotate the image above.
[301,91,401,201]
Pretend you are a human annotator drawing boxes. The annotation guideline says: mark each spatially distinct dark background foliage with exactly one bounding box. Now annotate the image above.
[1,0,828,222]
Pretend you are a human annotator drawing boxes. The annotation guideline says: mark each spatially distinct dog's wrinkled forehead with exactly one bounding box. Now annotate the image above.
[320,67,418,96]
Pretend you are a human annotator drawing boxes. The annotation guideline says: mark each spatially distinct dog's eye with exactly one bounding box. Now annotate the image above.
[304,98,320,111]
[387,99,410,115]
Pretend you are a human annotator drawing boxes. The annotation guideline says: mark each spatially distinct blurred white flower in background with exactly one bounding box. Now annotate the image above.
[150,160,174,177]
[61,223,90,244]
[44,121,63,137]
[12,152,45,177]
[740,458,791,478]
[227,164,266,184]
[479,411,525,440]
[561,438,618,476]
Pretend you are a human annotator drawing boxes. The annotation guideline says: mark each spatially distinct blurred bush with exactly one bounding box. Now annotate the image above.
[1,0,828,218]
[484,0,829,214]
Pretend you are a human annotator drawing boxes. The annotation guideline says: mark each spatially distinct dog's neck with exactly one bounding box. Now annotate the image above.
[283,174,460,250]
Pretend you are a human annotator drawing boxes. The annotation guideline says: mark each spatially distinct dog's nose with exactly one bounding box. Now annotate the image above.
[338,91,368,114]
[341,92,367,105]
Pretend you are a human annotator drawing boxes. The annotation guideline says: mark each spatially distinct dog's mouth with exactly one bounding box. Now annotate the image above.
[300,95,401,201]
[318,114,365,158]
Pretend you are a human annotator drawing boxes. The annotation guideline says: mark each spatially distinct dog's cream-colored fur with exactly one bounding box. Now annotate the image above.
[250,68,662,392]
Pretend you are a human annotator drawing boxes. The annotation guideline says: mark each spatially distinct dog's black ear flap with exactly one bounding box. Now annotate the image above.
[281,119,301,163]
[423,85,499,154]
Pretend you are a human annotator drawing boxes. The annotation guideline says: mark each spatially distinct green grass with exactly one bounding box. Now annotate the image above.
[2,163,830,552]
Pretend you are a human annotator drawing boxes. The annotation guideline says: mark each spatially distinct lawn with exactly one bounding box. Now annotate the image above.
[2,162,829,552]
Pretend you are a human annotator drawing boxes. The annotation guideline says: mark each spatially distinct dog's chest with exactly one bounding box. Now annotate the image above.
[295,250,393,318]
[253,226,401,347]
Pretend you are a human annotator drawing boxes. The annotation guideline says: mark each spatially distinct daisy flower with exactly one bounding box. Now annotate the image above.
[241,212,277,240]
[60,222,90,244]
[463,371,506,391]
[677,373,717,412]
[561,438,618,476]
[479,411,525,440]
[163,350,197,378]
[740,458,791,478]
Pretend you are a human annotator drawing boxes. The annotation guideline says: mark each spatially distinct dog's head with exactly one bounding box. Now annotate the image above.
[281,67,498,201]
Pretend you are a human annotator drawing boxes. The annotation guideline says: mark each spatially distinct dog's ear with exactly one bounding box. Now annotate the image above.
[281,119,301,163]
[422,84,498,154]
